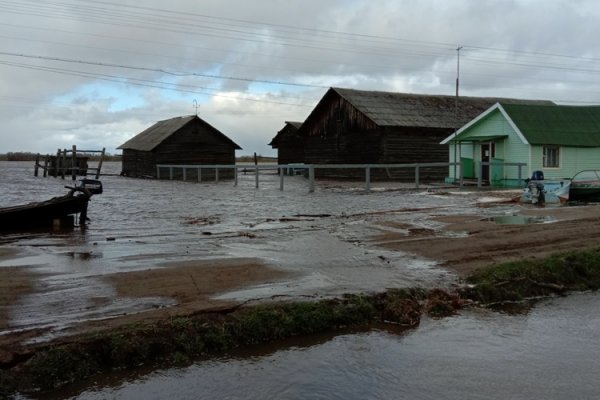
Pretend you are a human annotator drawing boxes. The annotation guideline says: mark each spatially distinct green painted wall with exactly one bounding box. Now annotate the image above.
[531,145,600,179]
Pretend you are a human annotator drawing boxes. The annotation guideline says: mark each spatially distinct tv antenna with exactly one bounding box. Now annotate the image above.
[193,99,198,115]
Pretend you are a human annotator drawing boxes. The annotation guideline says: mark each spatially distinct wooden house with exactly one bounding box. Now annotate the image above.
[118,115,241,178]
[298,87,551,180]
[269,121,304,167]
[442,103,600,186]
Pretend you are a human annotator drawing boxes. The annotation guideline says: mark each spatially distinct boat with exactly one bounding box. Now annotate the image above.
[0,179,102,231]
[521,171,570,205]
[569,170,600,202]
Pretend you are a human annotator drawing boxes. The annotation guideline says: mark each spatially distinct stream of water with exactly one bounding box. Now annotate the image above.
[33,292,600,400]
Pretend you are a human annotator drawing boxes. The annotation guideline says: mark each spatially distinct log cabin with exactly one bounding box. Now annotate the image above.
[118,115,241,178]
[269,121,304,167]
[298,87,552,181]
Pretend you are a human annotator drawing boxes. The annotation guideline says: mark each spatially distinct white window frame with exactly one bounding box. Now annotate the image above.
[543,145,560,168]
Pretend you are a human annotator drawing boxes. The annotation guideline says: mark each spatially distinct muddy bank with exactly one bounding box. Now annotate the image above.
[369,205,600,276]
[0,267,36,330]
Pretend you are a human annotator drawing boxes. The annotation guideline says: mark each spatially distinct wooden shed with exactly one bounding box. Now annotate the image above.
[299,87,551,180]
[269,121,304,166]
[118,115,241,178]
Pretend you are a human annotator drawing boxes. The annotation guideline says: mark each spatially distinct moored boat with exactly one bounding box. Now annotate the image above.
[569,170,600,201]
[0,179,102,231]
[521,171,570,205]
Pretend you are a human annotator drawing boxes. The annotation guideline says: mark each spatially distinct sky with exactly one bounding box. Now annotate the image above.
[1,0,600,157]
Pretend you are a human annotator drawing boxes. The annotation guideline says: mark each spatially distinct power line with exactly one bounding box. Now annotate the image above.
[0,51,328,89]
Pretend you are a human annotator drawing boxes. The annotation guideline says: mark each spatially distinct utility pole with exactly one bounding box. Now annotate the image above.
[453,45,463,183]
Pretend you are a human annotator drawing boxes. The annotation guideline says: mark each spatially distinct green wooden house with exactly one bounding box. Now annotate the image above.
[441,103,600,186]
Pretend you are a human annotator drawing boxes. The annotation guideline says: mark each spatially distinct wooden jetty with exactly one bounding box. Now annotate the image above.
[34,145,105,180]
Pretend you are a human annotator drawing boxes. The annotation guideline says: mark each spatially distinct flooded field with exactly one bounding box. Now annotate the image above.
[3,161,600,399]
[0,161,517,342]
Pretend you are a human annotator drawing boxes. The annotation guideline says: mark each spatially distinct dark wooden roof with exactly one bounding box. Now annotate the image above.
[300,87,554,134]
[268,121,303,147]
[118,115,241,151]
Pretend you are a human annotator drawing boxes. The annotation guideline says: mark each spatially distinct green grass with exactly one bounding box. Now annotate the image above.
[466,248,600,303]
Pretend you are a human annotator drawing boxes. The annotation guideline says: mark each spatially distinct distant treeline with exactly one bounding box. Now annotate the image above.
[1,152,275,162]
[236,154,277,163]
[0,152,122,161]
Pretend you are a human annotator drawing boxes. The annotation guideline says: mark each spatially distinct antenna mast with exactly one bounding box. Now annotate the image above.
[193,99,198,116]
[453,46,463,183]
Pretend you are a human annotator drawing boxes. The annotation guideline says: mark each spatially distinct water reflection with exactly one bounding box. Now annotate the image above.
[37,292,600,400]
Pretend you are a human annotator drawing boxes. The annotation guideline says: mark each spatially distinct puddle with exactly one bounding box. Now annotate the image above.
[488,215,554,225]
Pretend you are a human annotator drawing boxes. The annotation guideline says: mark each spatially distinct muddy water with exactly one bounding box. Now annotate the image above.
[32,292,600,400]
[1,161,517,340]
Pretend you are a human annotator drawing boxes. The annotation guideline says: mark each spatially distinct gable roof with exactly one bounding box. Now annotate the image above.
[269,121,302,147]
[118,115,241,151]
[501,103,600,146]
[442,103,600,146]
[326,87,553,129]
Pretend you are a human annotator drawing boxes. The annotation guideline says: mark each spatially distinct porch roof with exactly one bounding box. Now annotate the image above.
[446,134,508,143]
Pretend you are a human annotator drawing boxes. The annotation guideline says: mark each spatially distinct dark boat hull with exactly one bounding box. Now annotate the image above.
[0,194,90,230]
[569,170,600,202]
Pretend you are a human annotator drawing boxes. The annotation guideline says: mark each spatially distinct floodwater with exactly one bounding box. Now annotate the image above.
[0,161,519,341]
[36,292,600,400]
[3,161,600,399]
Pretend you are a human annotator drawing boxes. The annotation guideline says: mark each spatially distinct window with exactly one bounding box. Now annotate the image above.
[543,145,560,168]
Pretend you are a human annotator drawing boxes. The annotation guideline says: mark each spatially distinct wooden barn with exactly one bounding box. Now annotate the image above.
[299,87,552,180]
[118,115,241,178]
[269,121,304,166]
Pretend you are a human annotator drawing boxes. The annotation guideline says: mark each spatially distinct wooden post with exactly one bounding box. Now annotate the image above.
[60,149,67,179]
[459,162,464,187]
[234,167,238,186]
[215,168,219,183]
[308,165,315,193]
[365,166,371,192]
[71,145,77,181]
[182,167,187,181]
[96,148,105,179]
[279,167,284,191]
[169,167,173,180]
[43,155,49,177]
[53,148,60,177]
[34,153,40,176]
[255,166,259,189]
[415,166,420,189]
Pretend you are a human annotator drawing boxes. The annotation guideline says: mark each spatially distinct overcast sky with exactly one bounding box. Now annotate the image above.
[1,0,600,156]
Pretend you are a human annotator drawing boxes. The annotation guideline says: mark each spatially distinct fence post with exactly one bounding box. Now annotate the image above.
[182,168,187,181]
[96,148,105,179]
[169,167,173,180]
[308,165,315,193]
[234,167,238,186]
[215,168,219,183]
[279,167,284,191]
[61,149,66,179]
[156,165,160,179]
[477,162,482,188]
[415,166,420,189]
[34,154,40,176]
[518,164,523,186]
[459,162,464,187]
[71,145,77,181]
[365,166,371,192]
[255,166,259,189]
